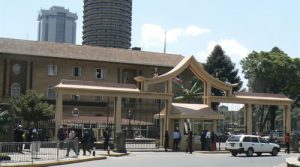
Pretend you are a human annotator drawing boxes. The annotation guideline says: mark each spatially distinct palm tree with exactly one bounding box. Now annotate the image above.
[174,77,204,103]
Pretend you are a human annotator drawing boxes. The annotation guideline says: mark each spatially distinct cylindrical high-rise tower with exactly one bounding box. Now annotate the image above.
[82,0,132,49]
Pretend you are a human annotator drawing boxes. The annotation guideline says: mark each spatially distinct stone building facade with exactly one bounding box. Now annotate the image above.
[0,38,191,122]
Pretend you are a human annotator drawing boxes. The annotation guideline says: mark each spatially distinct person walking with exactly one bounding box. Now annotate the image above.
[103,128,110,150]
[164,130,169,151]
[200,131,207,151]
[24,128,33,150]
[173,129,181,151]
[211,131,216,151]
[66,129,79,157]
[14,125,24,153]
[206,130,211,151]
[285,133,290,154]
[185,131,193,154]
[82,129,91,155]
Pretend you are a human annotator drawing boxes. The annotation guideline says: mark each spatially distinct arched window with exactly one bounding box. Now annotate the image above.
[11,83,21,98]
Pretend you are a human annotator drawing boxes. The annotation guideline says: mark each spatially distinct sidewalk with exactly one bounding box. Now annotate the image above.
[0,150,128,167]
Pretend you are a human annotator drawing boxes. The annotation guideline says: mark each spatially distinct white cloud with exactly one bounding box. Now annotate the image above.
[195,39,250,89]
[166,28,184,43]
[141,24,165,50]
[195,39,249,64]
[207,39,249,62]
[140,24,210,51]
[185,25,210,37]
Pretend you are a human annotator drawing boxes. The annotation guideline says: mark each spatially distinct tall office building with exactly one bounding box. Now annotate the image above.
[82,0,132,49]
[38,6,78,44]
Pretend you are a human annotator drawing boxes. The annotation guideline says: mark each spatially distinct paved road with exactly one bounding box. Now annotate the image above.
[53,151,296,167]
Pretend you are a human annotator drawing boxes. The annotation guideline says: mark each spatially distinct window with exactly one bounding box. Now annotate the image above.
[251,137,259,143]
[11,83,21,98]
[55,12,66,42]
[243,137,251,142]
[227,135,241,142]
[122,69,137,84]
[12,63,21,75]
[259,137,268,143]
[96,68,106,79]
[71,95,80,101]
[48,64,57,76]
[47,85,55,100]
[95,96,103,102]
[73,66,81,77]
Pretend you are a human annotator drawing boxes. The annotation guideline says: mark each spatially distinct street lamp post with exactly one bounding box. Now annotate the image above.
[128,109,133,138]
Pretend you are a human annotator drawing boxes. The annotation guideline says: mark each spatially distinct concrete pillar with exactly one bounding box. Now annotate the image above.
[212,120,217,132]
[160,118,164,147]
[246,104,252,134]
[144,83,148,91]
[164,98,172,131]
[284,105,291,134]
[207,82,211,96]
[178,119,185,151]
[165,79,172,93]
[203,82,207,104]
[114,96,122,133]
[206,82,212,107]
[282,106,286,134]
[54,92,63,140]
[244,104,247,133]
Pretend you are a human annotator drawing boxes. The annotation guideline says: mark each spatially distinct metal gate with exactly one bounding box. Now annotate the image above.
[123,99,162,150]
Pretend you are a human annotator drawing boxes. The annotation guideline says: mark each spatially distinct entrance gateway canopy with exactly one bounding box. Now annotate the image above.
[54,55,293,140]
[154,103,224,120]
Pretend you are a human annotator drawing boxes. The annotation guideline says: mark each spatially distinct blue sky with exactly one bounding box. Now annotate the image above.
[0,0,299,88]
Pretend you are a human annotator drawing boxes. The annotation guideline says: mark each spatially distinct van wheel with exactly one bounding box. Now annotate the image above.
[246,148,254,157]
[271,148,278,156]
[231,151,237,156]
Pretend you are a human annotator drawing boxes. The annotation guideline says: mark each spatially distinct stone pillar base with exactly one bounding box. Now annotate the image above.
[114,132,127,153]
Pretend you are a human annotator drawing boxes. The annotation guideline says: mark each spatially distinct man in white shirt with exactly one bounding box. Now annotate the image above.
[206,131,211,151]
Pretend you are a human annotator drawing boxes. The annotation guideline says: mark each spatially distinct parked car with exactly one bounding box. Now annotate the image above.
[225,135,280,157]
[291,131,300,140]
[216,132,232,142]
[269,130,284,144]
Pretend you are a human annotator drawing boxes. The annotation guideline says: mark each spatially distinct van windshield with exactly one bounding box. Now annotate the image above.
[227,135,241,142]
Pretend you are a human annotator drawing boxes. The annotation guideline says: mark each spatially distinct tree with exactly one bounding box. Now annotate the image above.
[241,47,300,130]
[0,108,12,133]
[204,45,243,110]
[10,90,55,127]
[174,76,203,103]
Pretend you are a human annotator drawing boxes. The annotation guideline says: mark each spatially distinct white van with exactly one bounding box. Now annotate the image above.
[225,135,280,157]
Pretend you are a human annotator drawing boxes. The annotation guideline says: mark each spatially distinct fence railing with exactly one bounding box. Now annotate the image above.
[125,138,159,150]
[0,140,79,163]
